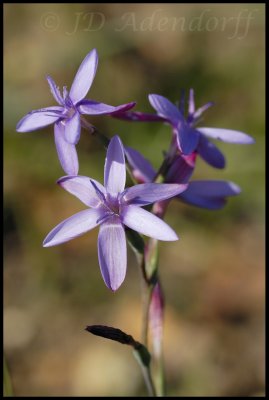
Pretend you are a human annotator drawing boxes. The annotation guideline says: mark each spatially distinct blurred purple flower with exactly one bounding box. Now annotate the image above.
[114,89,254,168]
[43,136,187,291]
[125,146,241,210]
[16,49,135,175]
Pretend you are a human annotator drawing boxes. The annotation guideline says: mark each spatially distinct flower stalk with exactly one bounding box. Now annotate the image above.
[16,47,254,397]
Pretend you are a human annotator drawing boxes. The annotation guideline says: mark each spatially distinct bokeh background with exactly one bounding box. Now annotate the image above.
[4,3,265,397]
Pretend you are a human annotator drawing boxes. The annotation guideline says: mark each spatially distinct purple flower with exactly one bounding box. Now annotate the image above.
[114,89,254,168]
[125,146,240,210]
[43,136,187,291]
[16,49,136,175]
[150,90,254,167]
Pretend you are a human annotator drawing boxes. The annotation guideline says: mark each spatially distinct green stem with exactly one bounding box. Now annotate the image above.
[81,117,110,148]
[149,205,168,397]
[133,350,157,397]
[129,136,176,396]
[156,353,165,396]
[138,143,176,396]
[140,363,157,397]
[141,281,154,347]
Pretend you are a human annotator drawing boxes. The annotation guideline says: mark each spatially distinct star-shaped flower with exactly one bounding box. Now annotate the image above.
[43,136,187,291]
[16,49,135,175]
[148,90,254,168]
[113,89,254,169]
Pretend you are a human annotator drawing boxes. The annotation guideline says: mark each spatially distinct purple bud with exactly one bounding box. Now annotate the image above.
[149,282,164,357]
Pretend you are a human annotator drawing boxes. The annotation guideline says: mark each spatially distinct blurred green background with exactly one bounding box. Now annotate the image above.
[4,3,265,397]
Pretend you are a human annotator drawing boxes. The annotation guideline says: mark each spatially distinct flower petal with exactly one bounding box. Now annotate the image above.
[179,193,226,210]
[122,205,178,241]
[123,183,188,206]
[98,217,127,291]
[78,100,136,115]
[178,180,240,210]
[69,49,98,104]
[148,94,184,124]
[186,180,241,197]
[112,111,165,122]
[197,135,226,169]
[188,88,195,115]
[124,146,156,183]
[104,135,126,196]
[54,122,79,175]
[193,102,214,120]
[16,107,63,132]
[176,124,200,155]
[46,75,64,105]
[57,175,106,208]
[166,154,196,184]
[198,127,255,144]
[64,111,81,144]
[43,208,104,247]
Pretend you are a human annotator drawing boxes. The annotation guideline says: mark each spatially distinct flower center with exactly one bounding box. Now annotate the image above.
[62,91,76,119]
[65,106,76,119]
[106,194,120,215]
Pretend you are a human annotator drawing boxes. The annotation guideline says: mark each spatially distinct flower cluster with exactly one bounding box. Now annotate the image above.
[17,49,254,290]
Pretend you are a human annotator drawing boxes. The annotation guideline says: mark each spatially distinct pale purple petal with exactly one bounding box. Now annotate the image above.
[64,111,81,144]
[124,146,155,183]
[198,127,255,144]
[69,49,98,104]
[166,154,196,184]
[148,94,184,124]
[63,86,68,100]
[78,100,136,115]
[43,208,104,247]
[98,217,127,291]
[176,124,200,155]
[122,183,188,206]
[179,180,240,210]
[188,88,195,115]
[46,75,64,105]
[104,135,126,195]
[197,135,226,169]
[57,175,106,208]
[16,107,63,132]
[54,122,79,175]
[122,205,178,241]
